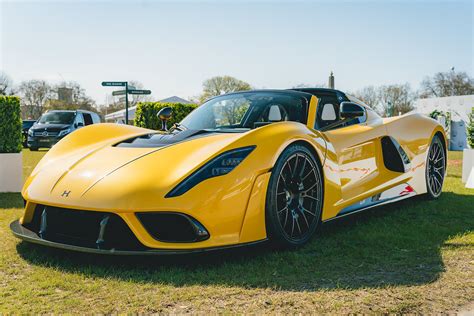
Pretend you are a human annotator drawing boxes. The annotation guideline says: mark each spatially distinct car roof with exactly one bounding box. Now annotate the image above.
[289,87,347,96]
[47,109,97,114]
[209,89,315,101]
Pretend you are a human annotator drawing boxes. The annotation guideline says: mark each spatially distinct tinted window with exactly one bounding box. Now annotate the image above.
[75,113,85,126]
[38,112,75,124]
[83,113,93,125]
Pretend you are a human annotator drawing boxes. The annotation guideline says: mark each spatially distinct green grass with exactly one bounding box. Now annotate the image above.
[0,149,472,313]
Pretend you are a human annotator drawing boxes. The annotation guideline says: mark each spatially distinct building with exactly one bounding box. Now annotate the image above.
[104,96,193,123]
[413,95,473,150]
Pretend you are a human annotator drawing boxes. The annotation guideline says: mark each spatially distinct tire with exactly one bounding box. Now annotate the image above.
[29,147,38,151]
[425,135,446,199]
[265,144,323,248]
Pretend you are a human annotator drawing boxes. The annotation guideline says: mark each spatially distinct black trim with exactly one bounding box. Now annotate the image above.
[381,136,411,173]
[10,220,266,255]
[136,212,210,243]
[166,146,256,198]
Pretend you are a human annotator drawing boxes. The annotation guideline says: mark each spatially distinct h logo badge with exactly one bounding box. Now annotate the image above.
[61,190,71,197]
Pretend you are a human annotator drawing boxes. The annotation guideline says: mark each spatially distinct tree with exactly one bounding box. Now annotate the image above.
[420,70,474,98]
[379,83,415,117]
[18,79,52,119]
[47,81,96,112]
[199,76,251,103]
[0,72,15,95]
[352,86,380,112]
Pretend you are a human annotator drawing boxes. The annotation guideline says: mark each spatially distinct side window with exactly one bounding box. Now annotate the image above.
[75,113,85,126]
[83,113,93,125]
[92,113,101,123]
[315,94,341,129]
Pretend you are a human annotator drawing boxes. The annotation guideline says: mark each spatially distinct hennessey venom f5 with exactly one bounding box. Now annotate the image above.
[11,88,447,254]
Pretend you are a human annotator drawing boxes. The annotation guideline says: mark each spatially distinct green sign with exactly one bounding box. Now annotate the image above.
[112,90,126,96]
[101,81,127,87]
[128,89,151,95]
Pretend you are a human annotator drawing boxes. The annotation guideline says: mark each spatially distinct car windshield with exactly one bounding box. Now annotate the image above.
[38,112,75,125]
[180,92,307,130]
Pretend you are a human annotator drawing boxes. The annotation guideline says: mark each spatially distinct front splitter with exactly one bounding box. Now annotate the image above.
[10,220,266,256]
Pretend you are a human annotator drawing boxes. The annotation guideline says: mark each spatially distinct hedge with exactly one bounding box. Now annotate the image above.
[135,102,198,130]
[0,96,22,153]
[468,107,474,148]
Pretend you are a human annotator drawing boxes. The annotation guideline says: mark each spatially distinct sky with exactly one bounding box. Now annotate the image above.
[1,0,473,105]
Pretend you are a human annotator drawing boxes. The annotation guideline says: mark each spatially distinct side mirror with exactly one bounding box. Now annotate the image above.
[157,107,173,131]
[76,122,84,128]
[340,102,365,119]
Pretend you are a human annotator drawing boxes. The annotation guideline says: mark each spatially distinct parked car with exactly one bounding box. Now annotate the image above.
[12,89,447,255]
[22,120,36,148]
[27,110,100,151]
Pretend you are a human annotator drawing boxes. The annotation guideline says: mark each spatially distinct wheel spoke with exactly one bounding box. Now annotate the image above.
[298,157,307,178]
[291,216,295,237]
[295,216,302,235]
[302,169,315,182]
[299,207,310,228]
[301,206,316,216]
[278,206,288,214]
[302,181,317,193]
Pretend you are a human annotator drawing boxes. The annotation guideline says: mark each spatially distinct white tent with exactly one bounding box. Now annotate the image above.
[412,95,473,150]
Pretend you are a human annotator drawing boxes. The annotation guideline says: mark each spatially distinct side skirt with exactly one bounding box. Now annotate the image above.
[323,183,417,222]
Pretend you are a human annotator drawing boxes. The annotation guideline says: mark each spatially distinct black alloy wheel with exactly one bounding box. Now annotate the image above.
[266,144,323,248]
[425,135,445,199]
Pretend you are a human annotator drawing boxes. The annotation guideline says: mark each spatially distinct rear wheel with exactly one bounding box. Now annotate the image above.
[265,144,323,248]
[425,135,445,199]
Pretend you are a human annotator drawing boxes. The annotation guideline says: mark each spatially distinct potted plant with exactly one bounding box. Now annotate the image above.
[463,107,474,185]
[0,96,23,192]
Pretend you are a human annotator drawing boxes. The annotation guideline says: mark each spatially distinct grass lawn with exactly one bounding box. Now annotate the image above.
[0,149,472,313]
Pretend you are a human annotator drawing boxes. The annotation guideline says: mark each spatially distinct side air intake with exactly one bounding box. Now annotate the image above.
[381,136,411,173]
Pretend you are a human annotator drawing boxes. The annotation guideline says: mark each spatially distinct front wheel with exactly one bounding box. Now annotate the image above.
[425,135,446,199]
[265,144,323,248]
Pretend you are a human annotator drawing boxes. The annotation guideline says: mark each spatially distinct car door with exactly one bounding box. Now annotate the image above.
[317,94,386,206]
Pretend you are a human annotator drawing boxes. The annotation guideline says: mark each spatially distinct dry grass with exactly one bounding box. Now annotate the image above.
[0,149,472,313]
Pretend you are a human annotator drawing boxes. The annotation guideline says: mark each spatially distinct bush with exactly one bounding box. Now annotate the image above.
[0,96,22,153]
[135,102,198,130]
[468,107,474,149]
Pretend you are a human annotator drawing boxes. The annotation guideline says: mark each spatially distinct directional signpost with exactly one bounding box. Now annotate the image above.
[101,81,151,124]
[112,90,126,96]
[128,89,151,95]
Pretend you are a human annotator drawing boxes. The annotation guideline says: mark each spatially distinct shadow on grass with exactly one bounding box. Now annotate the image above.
[15,192,473,291]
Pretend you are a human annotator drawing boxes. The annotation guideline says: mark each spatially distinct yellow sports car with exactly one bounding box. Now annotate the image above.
[11,88,447,254]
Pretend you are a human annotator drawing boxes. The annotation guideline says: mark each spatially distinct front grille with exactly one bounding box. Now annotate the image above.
[34,131,59,137]
[136,212,209,243]
[24,205,146,251]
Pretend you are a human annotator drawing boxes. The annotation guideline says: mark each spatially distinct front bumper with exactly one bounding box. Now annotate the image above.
[10,220,265,255]
[27,135,64,148]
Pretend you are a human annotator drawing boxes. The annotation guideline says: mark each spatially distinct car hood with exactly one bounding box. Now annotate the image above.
[23,131,246,211]
[30,123,70,132]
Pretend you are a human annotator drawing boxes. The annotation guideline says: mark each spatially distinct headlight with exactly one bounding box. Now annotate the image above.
[166,146,256,198]
[27,129,33,136]
[58,128,71,137]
